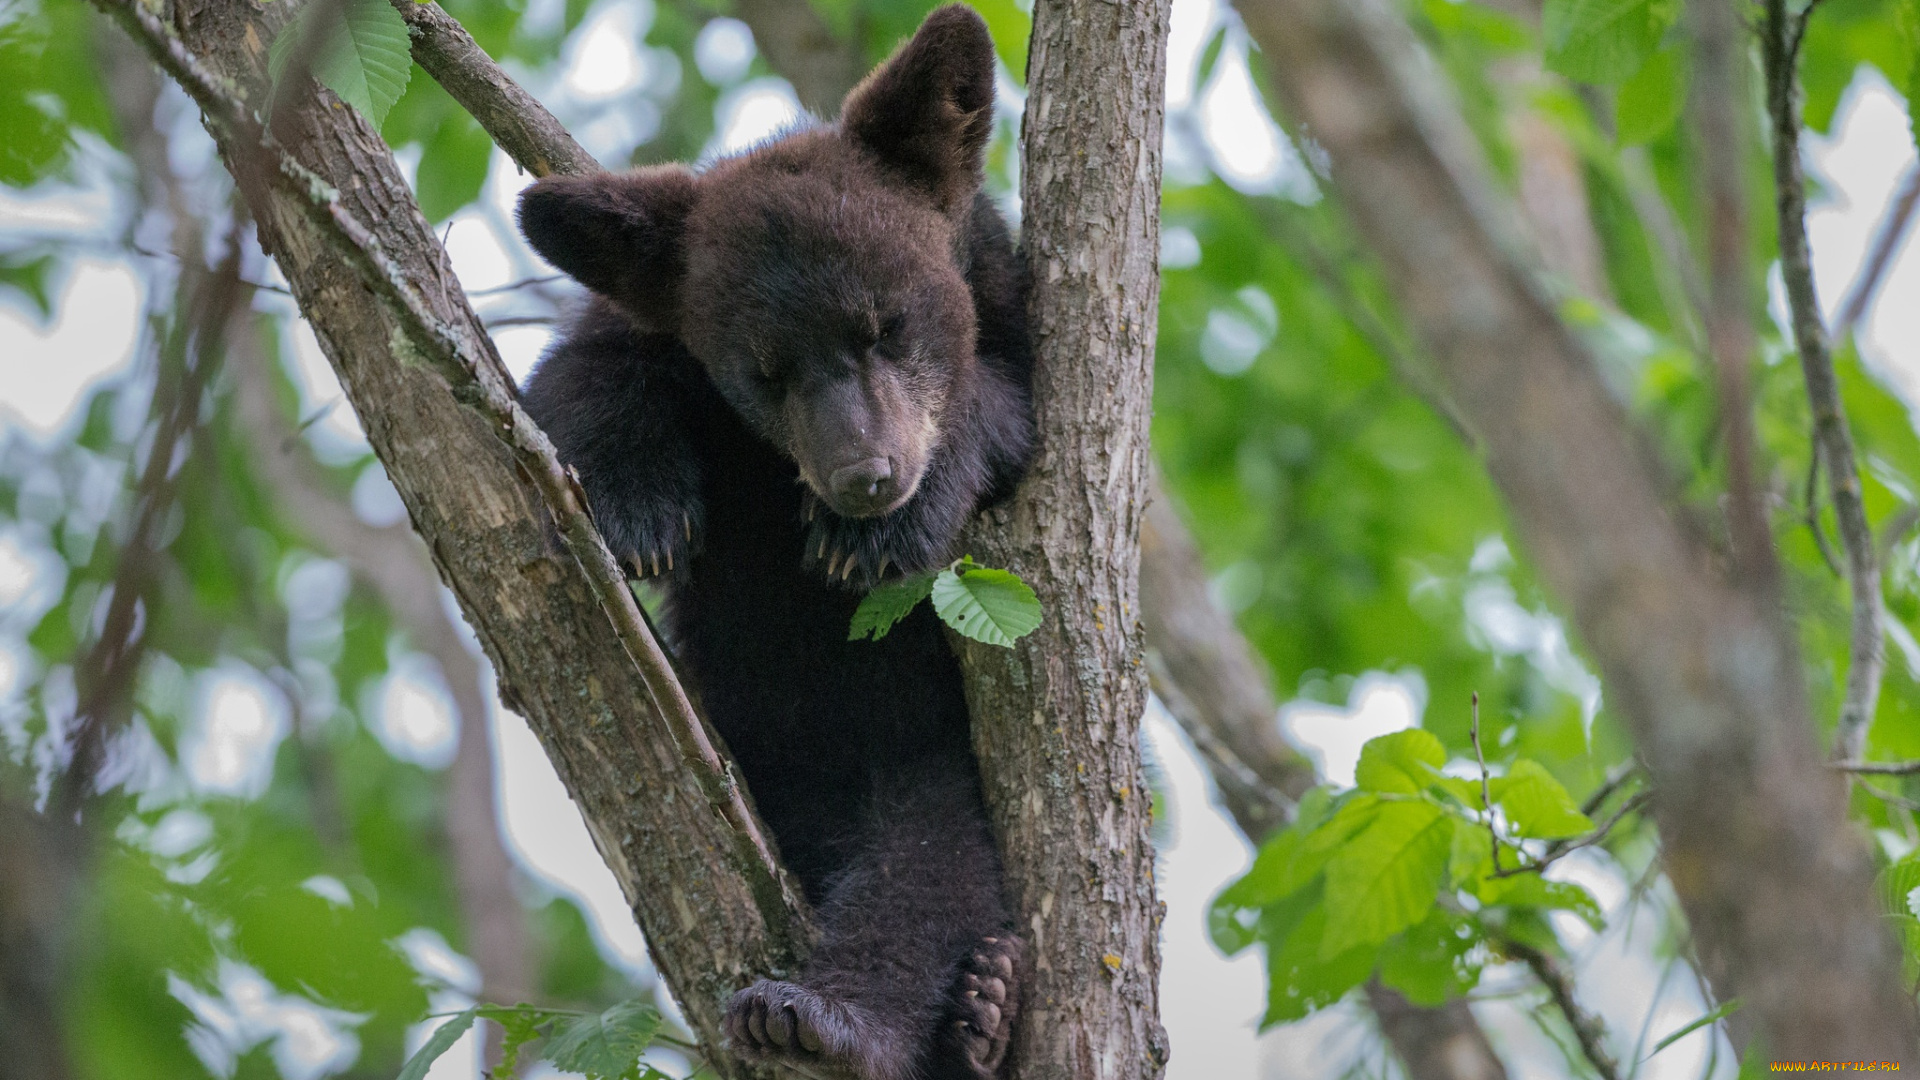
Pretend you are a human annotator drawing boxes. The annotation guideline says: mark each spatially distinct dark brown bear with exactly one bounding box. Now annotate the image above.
[514,7,1034,1078]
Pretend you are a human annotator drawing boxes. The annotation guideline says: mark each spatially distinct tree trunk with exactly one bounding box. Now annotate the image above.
[142,0,811,1070]
[1231,0,1919,1061]
[952,0,1172,1074]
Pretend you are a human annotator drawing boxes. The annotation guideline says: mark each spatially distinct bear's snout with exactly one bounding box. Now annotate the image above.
[827,456,900,517]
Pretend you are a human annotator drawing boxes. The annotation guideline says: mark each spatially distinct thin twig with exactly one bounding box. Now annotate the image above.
[1503,937,1623,1080]
[1830,759,1920,776]
[468,273,567,296]
[85,0,803,926]
[1470,692,1502,874]
[1491,790,1651,878]
[1833,163,1920,339]
[53,226,248,818]
[1762,0,1885,762]
[1804,447,1842,577]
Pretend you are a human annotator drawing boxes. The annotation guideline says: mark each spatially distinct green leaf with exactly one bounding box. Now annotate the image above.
[1193,24,1228,92]
[1320,801,1453,958]
[1477,873,1605,930]
[849,572,936,641]
[269,0,413,127]
[0,251,56,320]
[396,1008,478,1080]
[1649,997,1742,1058]
[1259,888,1380,1025]
[415,110,493,223]
[1375,909,1482,1006]
[1211,793,1381,953]
[930,562,1042,647]
[1542,0,1671,84]
[1614,44,1686,144]
[474,1005,550,1076]
[1448,816,1494,888]
[1354,728,1446,794]
[1489,760,1593,839]
[1877,856,1920,916]
[544,1000,662,1080]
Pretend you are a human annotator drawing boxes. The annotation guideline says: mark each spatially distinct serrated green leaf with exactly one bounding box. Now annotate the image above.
[1478,873,1605,930]
[1320,801,1452,958]
[269,0,413,127]
[1542,0,1670,84]
[545,1000,662,1080]
[474,1005,550,1075]
[396,1008,477,1080]
[1615,44,1686,143]
[849,572,936,641]
[1489,760,1593,839]
[930,564,1042,647]
[1354,728,1446,794]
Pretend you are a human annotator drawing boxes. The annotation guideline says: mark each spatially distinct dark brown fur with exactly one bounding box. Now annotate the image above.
[515,8,1033,1077]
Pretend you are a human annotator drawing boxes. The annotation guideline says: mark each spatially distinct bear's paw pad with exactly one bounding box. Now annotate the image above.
[949,935,1022,1077]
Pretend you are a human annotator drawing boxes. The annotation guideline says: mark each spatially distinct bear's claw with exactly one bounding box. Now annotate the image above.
[725,980,907,1080]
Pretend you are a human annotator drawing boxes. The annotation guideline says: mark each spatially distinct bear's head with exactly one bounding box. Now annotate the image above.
[517,4,998,520]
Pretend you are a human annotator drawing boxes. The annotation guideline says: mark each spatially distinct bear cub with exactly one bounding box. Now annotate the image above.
[515,7,1034,1078]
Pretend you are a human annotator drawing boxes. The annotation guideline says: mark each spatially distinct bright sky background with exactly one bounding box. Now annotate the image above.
[3,0,1918,1075]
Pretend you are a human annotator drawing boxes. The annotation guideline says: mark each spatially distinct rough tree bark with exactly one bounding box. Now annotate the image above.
[106,0,814,1071]
[1231,0,1920,1061]
[946,0,1172,1074]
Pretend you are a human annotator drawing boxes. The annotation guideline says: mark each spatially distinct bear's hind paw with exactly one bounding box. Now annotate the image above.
[946,935,1022,1078]
[724,980,911,1080]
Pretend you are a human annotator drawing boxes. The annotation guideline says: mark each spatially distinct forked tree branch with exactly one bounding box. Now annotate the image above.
[1231,0,1918,1061]
[1761,0,1885,763]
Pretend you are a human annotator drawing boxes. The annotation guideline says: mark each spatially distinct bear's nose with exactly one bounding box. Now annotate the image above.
[829,457,895,505]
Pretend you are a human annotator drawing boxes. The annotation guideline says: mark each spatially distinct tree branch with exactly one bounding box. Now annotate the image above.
[1834,161,1920,339]
[93,0,817,1067]
[946,0,1174,1070]
[388,0,600,178]
[1501,938,1621,1080]
[1761,0,1885,763]
[1231,0,1918,1061]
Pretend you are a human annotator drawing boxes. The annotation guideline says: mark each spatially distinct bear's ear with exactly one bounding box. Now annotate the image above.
[517,166,699,331]
[839,4,996,213]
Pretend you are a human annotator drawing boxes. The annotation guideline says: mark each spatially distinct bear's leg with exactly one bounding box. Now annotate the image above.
[725,772,1017,1080]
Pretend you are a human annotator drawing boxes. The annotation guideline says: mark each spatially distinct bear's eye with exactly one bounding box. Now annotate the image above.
[874,313,906,352]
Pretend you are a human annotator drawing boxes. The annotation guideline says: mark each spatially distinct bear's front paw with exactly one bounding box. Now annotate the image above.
[598,497,701,582]
[802,492,954,590]
[724,980,913,1080]
[944,935,1022,1078]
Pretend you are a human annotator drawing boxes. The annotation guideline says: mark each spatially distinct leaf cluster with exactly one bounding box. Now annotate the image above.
[1211,731,1621,1025]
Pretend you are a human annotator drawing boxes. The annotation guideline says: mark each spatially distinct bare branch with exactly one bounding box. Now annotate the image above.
[1502,937,1622,1080]
[1694,0,1776,588]
[1762,0,1885,762]
[1831,759,1920,776]
[388,0,600,178]
[1833,162,1920,339]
